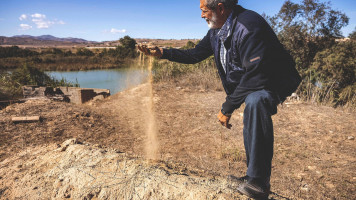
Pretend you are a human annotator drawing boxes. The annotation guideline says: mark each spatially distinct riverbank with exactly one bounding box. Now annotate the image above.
[0,82,355,199]
[0,42,138,71]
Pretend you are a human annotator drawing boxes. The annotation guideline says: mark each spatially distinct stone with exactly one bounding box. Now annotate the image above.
[300,184,309,192]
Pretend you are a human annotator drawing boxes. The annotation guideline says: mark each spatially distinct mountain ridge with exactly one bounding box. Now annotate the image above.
[5,34,93,43]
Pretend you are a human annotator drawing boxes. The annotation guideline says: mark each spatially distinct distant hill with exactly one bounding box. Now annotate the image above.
[0,35,200,48]
[0,35,97,47]
[12,35,90,43]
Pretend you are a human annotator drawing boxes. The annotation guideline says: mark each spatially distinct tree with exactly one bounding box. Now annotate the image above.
[312,42,355,88]
[119,36,136,49]
[349,27,356,40]
[266,0,349,75]
[310,41,356,106]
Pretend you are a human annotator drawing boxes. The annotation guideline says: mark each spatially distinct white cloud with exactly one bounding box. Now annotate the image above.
[19,14,27,21]
[31,13,49,29]
[110,28,127,34]
[31,13,46,19]
[29,13,65,29]
[18,13,65,29]
[19,24,32,30]
[32,18,54,29]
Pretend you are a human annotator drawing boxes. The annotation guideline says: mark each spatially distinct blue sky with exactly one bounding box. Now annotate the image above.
[0,0,355,42]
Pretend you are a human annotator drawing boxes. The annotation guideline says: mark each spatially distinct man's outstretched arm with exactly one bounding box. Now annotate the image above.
[138,30,214,64]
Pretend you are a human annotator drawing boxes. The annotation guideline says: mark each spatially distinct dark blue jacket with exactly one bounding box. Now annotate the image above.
[161,5,301,114]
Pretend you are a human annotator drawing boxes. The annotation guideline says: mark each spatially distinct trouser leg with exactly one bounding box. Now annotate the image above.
[243,89,278,179]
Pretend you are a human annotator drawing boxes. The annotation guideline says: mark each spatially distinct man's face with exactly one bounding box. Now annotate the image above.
[200,0,225,29]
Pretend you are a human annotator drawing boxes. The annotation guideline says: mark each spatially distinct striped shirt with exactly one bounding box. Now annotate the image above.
[217,13,233,73]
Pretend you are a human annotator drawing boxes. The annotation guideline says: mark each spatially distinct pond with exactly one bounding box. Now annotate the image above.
[46,68,149,95]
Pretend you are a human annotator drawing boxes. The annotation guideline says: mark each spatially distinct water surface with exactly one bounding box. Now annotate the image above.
[47,68,149,95]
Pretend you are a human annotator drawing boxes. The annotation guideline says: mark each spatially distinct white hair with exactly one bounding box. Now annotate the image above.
[205,0,238,10]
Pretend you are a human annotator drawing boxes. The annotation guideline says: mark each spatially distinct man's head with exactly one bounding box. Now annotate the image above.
[200,0,237,29]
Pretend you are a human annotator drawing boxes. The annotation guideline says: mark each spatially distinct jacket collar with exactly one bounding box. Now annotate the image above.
[217,12,233,42]
[224,5,246,47]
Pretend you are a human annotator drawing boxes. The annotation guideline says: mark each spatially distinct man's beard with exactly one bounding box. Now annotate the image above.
[206,12,219,29]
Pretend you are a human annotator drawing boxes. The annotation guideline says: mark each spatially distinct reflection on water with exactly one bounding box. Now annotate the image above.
[46,68,149,94]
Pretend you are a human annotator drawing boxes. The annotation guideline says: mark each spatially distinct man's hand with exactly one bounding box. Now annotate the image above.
[137,44,163,58]
[217,110,232,129]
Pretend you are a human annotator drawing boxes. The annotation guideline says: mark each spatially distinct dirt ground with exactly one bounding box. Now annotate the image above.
[0,82,355,199]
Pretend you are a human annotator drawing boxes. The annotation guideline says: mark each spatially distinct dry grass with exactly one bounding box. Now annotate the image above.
[152,57,223,92]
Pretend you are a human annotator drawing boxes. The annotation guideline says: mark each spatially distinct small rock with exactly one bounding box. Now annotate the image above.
[296,173,306,181]
[300,184,309,192]
[60,138,81,151]
[307,166,317,171]
[347,136,354,140]
[316,171,324,179]
[325,182,335,189]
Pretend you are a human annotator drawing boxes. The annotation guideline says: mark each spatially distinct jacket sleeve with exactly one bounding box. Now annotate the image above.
[161,31,214,64]
[222,30,271,114]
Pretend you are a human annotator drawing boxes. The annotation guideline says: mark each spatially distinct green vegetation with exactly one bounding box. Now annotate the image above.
[0,65,79,100]
[349,27,356,40]
[266,0,354,108]
[0,35,138,71]
[307,42,356,107]
[265,0,349,75]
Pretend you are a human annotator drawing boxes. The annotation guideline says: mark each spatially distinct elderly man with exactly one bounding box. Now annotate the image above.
[138,0,301,199]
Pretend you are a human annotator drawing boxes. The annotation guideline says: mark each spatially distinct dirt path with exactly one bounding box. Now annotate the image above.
[0,82,355,199]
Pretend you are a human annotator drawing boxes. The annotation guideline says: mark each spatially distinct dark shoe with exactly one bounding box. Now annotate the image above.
[227,175,250,191]
[236,178,270,199]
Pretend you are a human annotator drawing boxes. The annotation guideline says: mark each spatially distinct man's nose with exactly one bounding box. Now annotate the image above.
[201,12,205,18]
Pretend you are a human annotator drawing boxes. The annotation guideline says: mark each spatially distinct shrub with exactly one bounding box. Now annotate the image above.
[76,48,94,56]
[0,65,79,100]
[306,41,356,107]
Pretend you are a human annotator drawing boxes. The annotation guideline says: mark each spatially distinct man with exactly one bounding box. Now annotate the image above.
[138,0,301,199]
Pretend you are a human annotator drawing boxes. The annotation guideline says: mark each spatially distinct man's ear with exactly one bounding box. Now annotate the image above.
[217,3,225,15]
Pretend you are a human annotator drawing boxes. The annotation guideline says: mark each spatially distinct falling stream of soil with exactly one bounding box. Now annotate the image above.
[143,54,159,160]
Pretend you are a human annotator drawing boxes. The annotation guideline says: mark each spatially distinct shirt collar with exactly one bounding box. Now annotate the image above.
[217,12,233,41]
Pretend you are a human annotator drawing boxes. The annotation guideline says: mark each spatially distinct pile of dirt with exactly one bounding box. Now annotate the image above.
[0,138,242,199]
[0,82,355,199]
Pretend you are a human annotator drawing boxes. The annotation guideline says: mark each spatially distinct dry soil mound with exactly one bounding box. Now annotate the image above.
[0,139,243,200]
